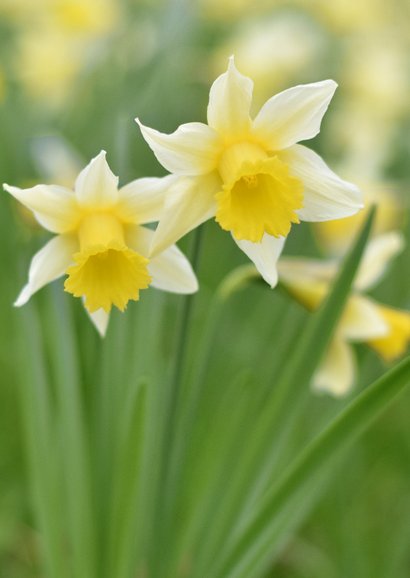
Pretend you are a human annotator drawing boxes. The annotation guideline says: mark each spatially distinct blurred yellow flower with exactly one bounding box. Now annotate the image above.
[314,183,404,255]
[8,0,120,107]
[212,14,324,109]
[4,152,198,336]
[279,232,410,396]
[15,29,81,105]
[137,57,362,288]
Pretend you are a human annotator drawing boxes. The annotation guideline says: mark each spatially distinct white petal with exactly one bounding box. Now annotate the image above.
[233,233,286,288]
[354,232,405,291]
[136,120,220,176]
[150,174,219,257]
[207,55,253,137]
[126,226,198,294]
[280,145,363,221]
[14,234,78,306]
[341,295,389,341]
[253,80,337,150]
[313,337,356,397]
[86,308,110,337]
[4,183,78,234]
[117,174,178,224]
[75,150,119,206]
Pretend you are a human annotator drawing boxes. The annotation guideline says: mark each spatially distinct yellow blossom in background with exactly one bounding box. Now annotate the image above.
[4,152,198,336]
[7,0,120,107]
[212,14,324,109]
[298,0,394,33]
[137,57,362,288]
[15,30,82,106]
[313,182,405,256]
[278,232,410,396]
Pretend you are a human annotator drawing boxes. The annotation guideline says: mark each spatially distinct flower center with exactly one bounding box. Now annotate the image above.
[216,142,304,242]
[64,213,151,313]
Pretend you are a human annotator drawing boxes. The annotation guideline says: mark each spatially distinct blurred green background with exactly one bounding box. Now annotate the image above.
[0,0,409,577]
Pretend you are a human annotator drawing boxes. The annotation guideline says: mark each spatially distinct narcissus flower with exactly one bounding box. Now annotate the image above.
[137,56,362,288]
[4,151,198,336]
[278,232,410,396]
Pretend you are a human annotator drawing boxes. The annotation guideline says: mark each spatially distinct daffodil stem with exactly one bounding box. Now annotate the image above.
[149,225,204,576]
[167,226,204,424]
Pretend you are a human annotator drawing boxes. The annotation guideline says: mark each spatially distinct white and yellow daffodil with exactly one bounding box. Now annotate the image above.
[137,57,362,288]
[278,232,410,396]
[4,151,198,336]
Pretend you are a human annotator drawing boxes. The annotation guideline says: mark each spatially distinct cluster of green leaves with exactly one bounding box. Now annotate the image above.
[0,204,408,578]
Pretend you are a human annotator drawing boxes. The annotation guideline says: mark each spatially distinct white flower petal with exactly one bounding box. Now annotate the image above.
[150,174,219,257]
[126,226,198,294]
[86,307,110,337]
[233,233,286,288]
[253,80,337,150]
[136,120,220,176]
[354,232,405,291]
[14,234,78,306]
[207,55,253,137]
[117,174,178,224]
[341,295,389,341]
[4,183,78,234]
[313,337,356,397]
[75,150,119,206]
[280,145,363,222]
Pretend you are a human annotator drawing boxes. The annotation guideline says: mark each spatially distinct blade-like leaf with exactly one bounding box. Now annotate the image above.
[217,355,410,578]
[191,208,377,577]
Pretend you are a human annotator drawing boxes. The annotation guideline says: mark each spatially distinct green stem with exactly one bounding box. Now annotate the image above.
[149,226,204,577]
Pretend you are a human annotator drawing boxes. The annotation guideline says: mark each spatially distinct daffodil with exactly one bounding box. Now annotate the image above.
[137,57,362,288]
[313,181,404,256]
[278,232,410,396]
[4,151,198,336]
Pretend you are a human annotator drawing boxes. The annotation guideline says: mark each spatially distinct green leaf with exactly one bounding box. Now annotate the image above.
[216,355,410,578]
[190,208,377,578]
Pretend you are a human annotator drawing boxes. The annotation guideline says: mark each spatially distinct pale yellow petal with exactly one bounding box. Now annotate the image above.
[136,119,220,175]
[341,295,388,341]
[232,233,285,288]
[207,56,253,138]
[86,307,110,337]
[15,234,78,306]
[278,257,337,287]
[75,150,119,207]
[253,80,337,150]
[313,337,356,397]
[126,226,198,294]
[149,174,219,257]
[4,183,79,233]
[354,232,404,291]
[280,145,363,222]
[117,174,178,224]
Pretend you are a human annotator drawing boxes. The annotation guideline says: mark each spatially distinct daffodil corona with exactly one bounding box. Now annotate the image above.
[278,232,410,396]
[137,56,363,288]
[4,151,198,336]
